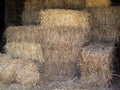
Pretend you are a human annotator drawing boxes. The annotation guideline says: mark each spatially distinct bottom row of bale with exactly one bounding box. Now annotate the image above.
[0,41,115,85]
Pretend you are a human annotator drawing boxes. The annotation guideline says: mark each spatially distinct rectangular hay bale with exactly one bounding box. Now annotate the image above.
[42,45,81,79]
[86,7,120,42]
[5,26,43,43]
[0,54,40,85]
[24,0,44,11]
[41,26,91,46]
[86,0,111,7]
[64,0,85,9]
[5,42,44,63]
[40,9,92,29]
[5,26,91,47]
[80,43,115,85]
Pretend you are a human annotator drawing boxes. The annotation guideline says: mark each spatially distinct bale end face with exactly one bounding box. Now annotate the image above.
[80,43,114,84]
[5,42,44,63]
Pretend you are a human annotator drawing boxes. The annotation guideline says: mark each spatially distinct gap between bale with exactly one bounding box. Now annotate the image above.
[80,42,115,85]
[5,42,44,63]
[86,0,111,7]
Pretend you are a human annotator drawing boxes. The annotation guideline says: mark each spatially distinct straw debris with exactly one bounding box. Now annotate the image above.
[86,0,111,7]
[5,42,44,63]
[40,9,92,29]
[80,42,114,85]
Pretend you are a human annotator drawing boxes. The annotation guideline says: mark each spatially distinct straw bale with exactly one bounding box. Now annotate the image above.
[16,59,40,85]
[5,25,91,47]
[0,54,17,83]
[86,0,111,7]
[22,11,40,25]
[42,45,81,79]
[5,26,43,43]
[80,43,114,84]
[86,7,120,42]
[64,0,85,9]
[44,0,64,9]
[41,26,91,46]
[24,0,44,11]
[0,54,40,85]
[40,9,92,29]
[5,42,44,63]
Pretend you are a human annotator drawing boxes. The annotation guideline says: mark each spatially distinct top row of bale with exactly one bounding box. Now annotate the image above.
[25,0,111,11]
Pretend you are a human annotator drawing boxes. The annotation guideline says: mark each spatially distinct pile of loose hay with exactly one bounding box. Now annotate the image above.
[0,54,40,85]
[80,42,115,85]
[42,45,81,79]
[5,42,44,63]
[86,0,111,7]
[86,7,120,42]
[40,9,92,29]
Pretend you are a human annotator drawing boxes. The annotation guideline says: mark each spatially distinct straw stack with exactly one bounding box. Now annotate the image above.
[39,9,92,79]
[85,7,120,42]
[5,26,44,64]
[86,0,111,7]
[80,42,115,85]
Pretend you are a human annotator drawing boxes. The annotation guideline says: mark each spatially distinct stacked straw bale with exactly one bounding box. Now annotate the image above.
[22,0,44,25]
[5,25,92,47]
[86,0,111,7]
[80,42,115,85]
[41,26,91,46]
[24,0,44,11]
[5,42,44,63]
[85,7,120,42]
[5,26,43,43]
[42,45,81,79]
[64,0,85,9]
[22,11,40,25]
[44,0,85,9]
[44,0,64,9]
[0,54,40,85]
[40,9,92,29]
